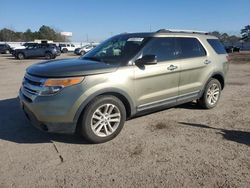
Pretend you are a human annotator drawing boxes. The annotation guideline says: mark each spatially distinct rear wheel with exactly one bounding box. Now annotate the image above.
[45,52,53,59]
[198,79,221,109]
[17,53,25,60]
[80,95,126,143]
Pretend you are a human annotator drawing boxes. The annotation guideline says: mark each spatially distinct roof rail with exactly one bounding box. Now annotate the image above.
[156,29,209,35]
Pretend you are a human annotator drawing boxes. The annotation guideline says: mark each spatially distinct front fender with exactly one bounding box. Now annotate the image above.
[73,87,136,123]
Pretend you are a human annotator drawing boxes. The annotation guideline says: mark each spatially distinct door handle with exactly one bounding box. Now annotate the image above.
[167,64,178,71]
[204,60,211,64]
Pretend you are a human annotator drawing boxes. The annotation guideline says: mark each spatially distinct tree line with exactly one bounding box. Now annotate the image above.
[0,25,249,44]
[0,25,67,42]
[210,25,250,45]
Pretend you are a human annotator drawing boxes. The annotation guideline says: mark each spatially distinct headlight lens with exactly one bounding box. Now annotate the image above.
[39,77,84,96]
[44,77,84,87]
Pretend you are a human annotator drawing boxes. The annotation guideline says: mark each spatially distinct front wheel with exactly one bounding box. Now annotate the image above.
[62,48,68,53]
[80,95,126,143]
[80,51,85,56]
[17,53,25,60]
[198,79,221,109]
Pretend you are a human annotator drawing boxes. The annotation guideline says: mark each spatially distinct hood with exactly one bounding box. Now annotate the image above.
[26,58,118,78]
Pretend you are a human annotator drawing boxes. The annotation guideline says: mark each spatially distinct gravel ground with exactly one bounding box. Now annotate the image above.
[0,53,249,188]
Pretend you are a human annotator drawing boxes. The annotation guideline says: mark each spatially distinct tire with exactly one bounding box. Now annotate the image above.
[62,48,68,53]
[45,52,53,59]
[80,51,85,56]
[80,95,126,143]
[17,53,25,60]
[198,79,221,109]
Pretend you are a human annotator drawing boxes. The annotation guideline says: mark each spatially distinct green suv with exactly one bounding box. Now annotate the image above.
[19,30,229,143]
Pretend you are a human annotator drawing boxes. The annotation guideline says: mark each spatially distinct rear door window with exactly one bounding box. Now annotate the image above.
[176,37,206,58]
[207,39,227,54]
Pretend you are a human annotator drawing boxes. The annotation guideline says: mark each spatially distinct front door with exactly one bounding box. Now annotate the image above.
[134,37,180,111]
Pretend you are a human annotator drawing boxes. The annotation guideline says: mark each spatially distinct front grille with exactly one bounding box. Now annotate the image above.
[21,73,46,100]
[23,86,37,95]
[24,77,41,86]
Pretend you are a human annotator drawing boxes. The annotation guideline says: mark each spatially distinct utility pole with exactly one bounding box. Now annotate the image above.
[86,34,89,42]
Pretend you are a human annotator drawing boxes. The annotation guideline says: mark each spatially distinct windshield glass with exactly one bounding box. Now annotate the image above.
[81,35,149,64]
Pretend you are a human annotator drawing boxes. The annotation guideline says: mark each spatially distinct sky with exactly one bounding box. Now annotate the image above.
[0,0,249,41]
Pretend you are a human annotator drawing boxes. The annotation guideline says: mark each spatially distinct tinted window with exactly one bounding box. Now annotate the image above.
[142,37,177,62]
[176,38,206,58]
[207,39,227,54]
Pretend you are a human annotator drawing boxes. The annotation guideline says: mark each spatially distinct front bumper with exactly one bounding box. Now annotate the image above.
[19,91,77,134]
[18,72,87,135]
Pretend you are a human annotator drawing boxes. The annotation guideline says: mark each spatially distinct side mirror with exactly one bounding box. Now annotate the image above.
[135,55,157,65]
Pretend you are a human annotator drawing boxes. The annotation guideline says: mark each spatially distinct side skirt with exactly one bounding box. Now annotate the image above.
[135,91,200,116]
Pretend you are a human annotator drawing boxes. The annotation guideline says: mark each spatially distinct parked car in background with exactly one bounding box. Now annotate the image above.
[74,44,98,55]
[14,43,61,60]
[0,43,11,54]
[19,30,229,143]
[59,43,77,53]
[10,42,38,54]
[225,46,240,53]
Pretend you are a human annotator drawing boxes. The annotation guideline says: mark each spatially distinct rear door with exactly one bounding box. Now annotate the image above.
[38,44,48,56]
[175,37,209,101]
[134,37,180,111]
[25,45,38,57]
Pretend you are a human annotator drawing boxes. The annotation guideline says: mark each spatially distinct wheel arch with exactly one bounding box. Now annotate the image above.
[211,73,225,90]
[74,88,136,128]
[199,72,225,98]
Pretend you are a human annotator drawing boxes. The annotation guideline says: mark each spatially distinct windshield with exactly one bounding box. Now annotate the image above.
[81,35,149,64]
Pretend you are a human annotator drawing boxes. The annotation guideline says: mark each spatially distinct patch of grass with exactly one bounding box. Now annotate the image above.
[226,81,246,86]
[229,52,250,64]
[128,143,143,157]
[130,143,143,156]
[150,122,171,132]
[154,122,168,129]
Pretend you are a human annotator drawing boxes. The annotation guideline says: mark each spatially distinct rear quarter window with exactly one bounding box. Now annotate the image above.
[207,39,227,54]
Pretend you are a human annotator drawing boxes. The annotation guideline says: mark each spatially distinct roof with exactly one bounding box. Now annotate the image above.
[117,29,216,39]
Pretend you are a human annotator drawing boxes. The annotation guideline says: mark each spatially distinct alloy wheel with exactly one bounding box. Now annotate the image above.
[206,83,220,105]
[91,104,121,137]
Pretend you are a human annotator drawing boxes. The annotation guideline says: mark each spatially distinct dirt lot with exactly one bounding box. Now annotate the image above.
[0,53,249,188]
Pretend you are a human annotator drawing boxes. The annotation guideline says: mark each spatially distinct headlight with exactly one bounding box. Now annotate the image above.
[39,77,84,96]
